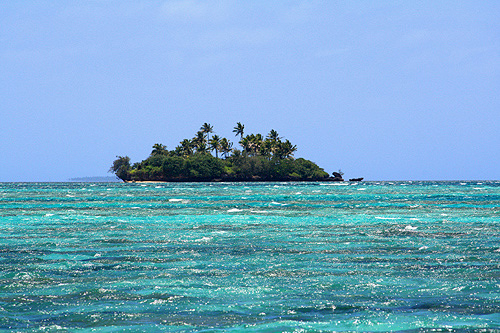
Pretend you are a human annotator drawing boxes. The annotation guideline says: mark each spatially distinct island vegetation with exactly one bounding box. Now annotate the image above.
[110,123,343,182]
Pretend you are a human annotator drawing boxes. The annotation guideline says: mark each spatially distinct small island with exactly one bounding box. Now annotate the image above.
[110,123,344,182]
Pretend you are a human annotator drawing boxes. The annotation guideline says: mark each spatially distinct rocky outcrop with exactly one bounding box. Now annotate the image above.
[330,172,344,181]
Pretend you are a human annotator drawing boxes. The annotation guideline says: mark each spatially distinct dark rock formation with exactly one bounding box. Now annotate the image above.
[330,172,344,181]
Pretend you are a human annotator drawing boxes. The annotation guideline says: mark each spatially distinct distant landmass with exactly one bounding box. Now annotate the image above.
[69,176,121,182]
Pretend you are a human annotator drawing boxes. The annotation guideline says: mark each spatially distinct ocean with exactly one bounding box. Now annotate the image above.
[1,181,499,332]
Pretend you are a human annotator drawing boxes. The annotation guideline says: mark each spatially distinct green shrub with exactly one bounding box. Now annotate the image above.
[293,158,329,179]
[162,156,186,179]
[184,154,224,180]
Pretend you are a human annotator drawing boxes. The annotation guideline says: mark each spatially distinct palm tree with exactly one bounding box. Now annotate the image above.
[200,123,213,143]
[240,134,263,156]
[173,146,183,156]
[233,122,244,140]
[240,136,252,154]
[267,129,280,142]
[179,139,193,156]
[251,133,263,155]
[192,131,210,154]
[260,139,273,158]
[192,131,205,148]
[151,143,167,156]
[209,135,221,158]
[277,139,297,159]
[197,142,209,154]
[219,138,233,159]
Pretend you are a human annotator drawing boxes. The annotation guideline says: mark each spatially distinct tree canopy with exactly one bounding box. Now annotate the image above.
[110,123,335,182]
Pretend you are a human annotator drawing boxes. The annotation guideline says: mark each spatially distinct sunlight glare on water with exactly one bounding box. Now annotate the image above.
[0,181,499,331]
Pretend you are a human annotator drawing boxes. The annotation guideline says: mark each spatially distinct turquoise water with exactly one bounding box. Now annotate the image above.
[0,181,499,332]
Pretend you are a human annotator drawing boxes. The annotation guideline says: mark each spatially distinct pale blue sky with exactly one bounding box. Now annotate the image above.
[1,1,499,181]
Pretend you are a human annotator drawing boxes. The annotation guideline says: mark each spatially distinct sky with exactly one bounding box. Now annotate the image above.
[1,1,499,182]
